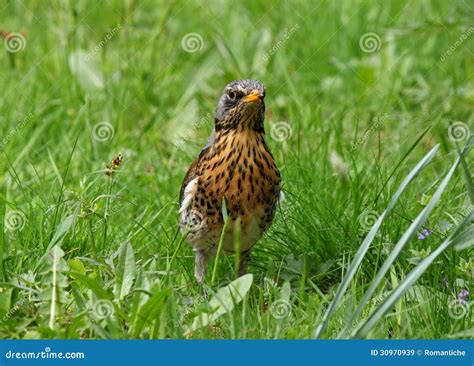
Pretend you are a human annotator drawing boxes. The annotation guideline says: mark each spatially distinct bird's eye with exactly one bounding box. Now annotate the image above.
[227,90,236,100]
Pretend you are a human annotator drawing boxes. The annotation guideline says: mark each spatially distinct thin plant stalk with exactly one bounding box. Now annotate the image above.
[211,199,228,285]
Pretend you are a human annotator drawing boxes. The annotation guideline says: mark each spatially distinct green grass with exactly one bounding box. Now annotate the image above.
[0,0,473,339]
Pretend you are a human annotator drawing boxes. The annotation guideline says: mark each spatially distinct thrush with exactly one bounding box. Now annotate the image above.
[179,79,281,287]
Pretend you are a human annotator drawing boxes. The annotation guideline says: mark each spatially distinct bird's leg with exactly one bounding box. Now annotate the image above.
[237,249,252,277]
[194,249,212,300]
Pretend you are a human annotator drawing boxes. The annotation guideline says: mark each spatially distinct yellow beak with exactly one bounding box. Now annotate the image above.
[243,89,261,103]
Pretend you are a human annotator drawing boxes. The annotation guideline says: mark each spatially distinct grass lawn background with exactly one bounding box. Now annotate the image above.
[0,0,472,339]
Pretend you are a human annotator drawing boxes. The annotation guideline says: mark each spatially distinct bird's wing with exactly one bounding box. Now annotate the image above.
[203,127,215,149]
[179,127,215,204]
[179,145,210,205]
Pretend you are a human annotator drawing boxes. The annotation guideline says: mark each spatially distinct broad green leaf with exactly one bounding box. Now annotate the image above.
[22,331,41,340]
[92,323,112,339]
[114,241,136,300]
[68,271,111,300]
[0,288,13,318]
[130,269,146,327]
[132,288,172,338]
[281,281,291,302]
[68,259,86,274]
[68,49,104,92]
[48,215,75,250]
[68,271,129,322]
[70,283,87,311]
[187,274,253,334]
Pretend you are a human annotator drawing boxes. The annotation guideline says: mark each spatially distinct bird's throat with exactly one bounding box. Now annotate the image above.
[212,129,267,159]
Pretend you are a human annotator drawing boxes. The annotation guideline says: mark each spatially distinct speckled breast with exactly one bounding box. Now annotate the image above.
[182,130,281,253]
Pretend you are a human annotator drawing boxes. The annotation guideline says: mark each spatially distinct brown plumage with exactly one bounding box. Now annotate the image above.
[179,80,281,287]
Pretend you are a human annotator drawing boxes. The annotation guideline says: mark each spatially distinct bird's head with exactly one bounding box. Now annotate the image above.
[214,79,266,133]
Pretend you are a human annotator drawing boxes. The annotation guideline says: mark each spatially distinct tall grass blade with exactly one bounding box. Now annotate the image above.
[453,225,474,250]
[0,180,6,282]
[457,136,474,204]
[314,145,440,338]
[353,211,474,338]
[340,145,465,337]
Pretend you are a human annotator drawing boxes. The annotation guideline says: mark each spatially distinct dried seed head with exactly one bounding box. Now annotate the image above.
[105,153,123,177]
